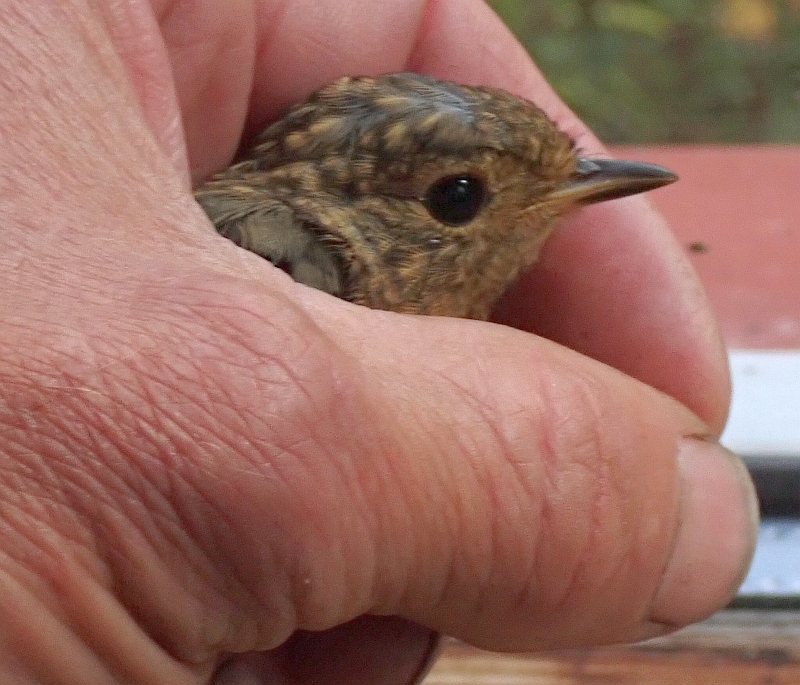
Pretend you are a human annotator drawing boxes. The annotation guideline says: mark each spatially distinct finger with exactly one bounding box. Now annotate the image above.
[99,0,191,182]
[245,0,580,146]
[247,0,429,132]
[213,617,438,685]
[271,292,756,649]
[153,0,257,181]
[99,0,258,183]
[493,199,731,434]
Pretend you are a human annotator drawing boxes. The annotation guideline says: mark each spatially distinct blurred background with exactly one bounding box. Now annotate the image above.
[487,0,800,143]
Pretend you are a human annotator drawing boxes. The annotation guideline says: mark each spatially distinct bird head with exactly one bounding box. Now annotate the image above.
[197,73,676,319]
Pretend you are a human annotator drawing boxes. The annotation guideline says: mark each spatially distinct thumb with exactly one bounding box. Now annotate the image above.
[2,258,755,670]
[177,286,756,650]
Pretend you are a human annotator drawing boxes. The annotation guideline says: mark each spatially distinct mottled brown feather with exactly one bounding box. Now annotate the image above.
[195,72,584,319]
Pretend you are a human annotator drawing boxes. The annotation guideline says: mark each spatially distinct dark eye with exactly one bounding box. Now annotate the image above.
[423,175,487,226]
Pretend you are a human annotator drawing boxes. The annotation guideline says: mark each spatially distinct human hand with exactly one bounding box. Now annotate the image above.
[0,1,756,684]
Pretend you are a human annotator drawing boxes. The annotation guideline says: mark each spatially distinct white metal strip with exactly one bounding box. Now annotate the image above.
[722,351,800,459]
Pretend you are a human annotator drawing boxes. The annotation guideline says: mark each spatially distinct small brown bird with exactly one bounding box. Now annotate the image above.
[195,73,675,320]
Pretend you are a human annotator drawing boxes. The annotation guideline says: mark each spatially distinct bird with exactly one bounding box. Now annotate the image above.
[195,72,676,320]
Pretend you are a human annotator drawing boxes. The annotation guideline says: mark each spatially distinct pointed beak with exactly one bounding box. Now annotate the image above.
[547,157,678,206]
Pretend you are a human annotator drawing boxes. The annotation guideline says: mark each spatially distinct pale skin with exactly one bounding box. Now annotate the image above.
[0,1,757,684]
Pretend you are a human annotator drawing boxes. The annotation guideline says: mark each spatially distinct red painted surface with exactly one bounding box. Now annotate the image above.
[610,146,800,349]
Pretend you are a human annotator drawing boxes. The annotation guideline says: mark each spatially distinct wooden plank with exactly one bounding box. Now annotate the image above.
[426,611,800,684]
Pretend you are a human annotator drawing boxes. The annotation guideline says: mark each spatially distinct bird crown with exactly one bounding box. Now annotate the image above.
[245,73,576,179]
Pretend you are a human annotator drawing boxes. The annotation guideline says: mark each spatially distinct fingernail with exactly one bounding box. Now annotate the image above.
[648,438,759,628]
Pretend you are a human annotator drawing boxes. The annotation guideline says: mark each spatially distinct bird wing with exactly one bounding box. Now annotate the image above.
[195,185,344,298]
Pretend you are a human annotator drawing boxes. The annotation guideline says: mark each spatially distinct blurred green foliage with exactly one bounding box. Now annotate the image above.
[487,0,800,142]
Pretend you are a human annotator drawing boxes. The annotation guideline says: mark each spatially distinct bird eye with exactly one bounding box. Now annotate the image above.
[423,175,487,226]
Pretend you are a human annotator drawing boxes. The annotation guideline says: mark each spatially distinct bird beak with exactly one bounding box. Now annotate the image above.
[547,157,678,206]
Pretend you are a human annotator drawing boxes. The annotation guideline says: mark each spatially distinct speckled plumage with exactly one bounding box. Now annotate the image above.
[195,73,674,319]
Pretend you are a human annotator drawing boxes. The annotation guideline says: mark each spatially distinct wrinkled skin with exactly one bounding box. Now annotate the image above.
[0,1,756,684]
